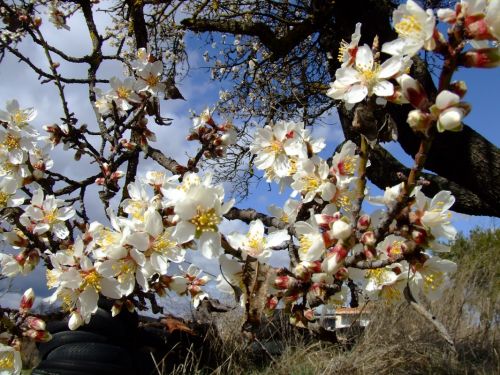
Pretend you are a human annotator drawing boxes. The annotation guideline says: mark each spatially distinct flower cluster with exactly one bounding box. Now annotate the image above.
[41,171,233,329]
[0,289,51,375]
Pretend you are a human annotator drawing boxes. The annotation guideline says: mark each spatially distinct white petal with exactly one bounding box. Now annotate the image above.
[373,80,394,97]
[173,221,195,243]
[355,45,374,71]
[344,84,368,104]
[435,90,460,109]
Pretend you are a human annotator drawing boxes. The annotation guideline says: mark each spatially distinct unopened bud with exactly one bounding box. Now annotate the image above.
[449,81,467,98]
[68,311,84,330]
[357,214,371,231]
[26,316,46,331]
[360,231,376,247]
[331,219,352,240]
[460,48,500,68]
[20,288,35,311]
[397,74,429,110]
[412,229,427,244]
[266,295,279,311]
[294,262,312,281]
[335,267,349,280]
[274,275,297,290]
[321,244,348,274]
[33,17,42,27]
[407,109,433,134]
[304,308,315,321]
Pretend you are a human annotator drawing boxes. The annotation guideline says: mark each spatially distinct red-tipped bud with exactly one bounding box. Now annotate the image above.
[304,308,315,321]
[397,74,430,110]
[274,275,297,290]
[360,231,376,247]
[412,228,427,244]
[20,288,35,311]
[266,295,279,311]
[460,48,500,68]
[357,214,371,231]
[321,244,348,274]
[465,16,495,40]
[335,267,349,281]
[294,262,312,281]
[364,245,375,259]
[26,316,46,331]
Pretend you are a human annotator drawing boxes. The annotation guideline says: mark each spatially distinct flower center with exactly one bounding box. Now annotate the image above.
[304,176,320,192]
[46,269,59,289]
[246,235,264,253]
[299,235,312,254]
[338,156,355,175]
[423,271,445,292]
[0,352,15,370]
[0,192,9,208]
[366,268,389,286]
[145,74,160,87]
[266,140,283,154]
[381,284,402,302]
[152,232,177,254]
[395,15,423,38]
[190,206,221,237]
[82,270,101,291]
[116,86,131,99]
[3,134,20,151]
[337,40,349,62]
[44,209,58,224]
[12,110,28,124]
[358,64,380,86]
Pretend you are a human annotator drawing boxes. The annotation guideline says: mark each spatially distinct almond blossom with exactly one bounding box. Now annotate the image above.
[171,182,234,259]
[0,99,37,131]
[294,219,325,261]
[337,22,362,67]
[249,120,309,178]
[20,188,75,239]
[291,159,336,203]
[327,45,403,104]
[226,219,288,262]
[410,256,457,301]
[382,0,436,57]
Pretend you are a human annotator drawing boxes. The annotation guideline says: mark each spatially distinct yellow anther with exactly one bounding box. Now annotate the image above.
[299,235,312,253]
[82,270,101,291]
[2,134,20,151]
[190,206,221,237]
[116,86,131,99]
[0,352,15,370]
[0,192,9,208]
[395,15,423,38]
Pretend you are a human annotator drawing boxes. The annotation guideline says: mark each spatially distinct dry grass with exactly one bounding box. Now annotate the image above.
[159,228,499,375]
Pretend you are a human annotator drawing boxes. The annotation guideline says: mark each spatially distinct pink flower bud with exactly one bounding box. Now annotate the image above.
[412,229,427,244]
[335,267,349,280]
[274,275,296,290]
[357,214,371,231]
[26,316,46,331]
[321,244,348,274]
[397,74,430,110]
[266,295,279,310]
[20,288,35,311]
[24,329,52,343]
[460,48,500,68]
[465,17,494,40]
[360,231,376,247]
[304,309,315,321]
